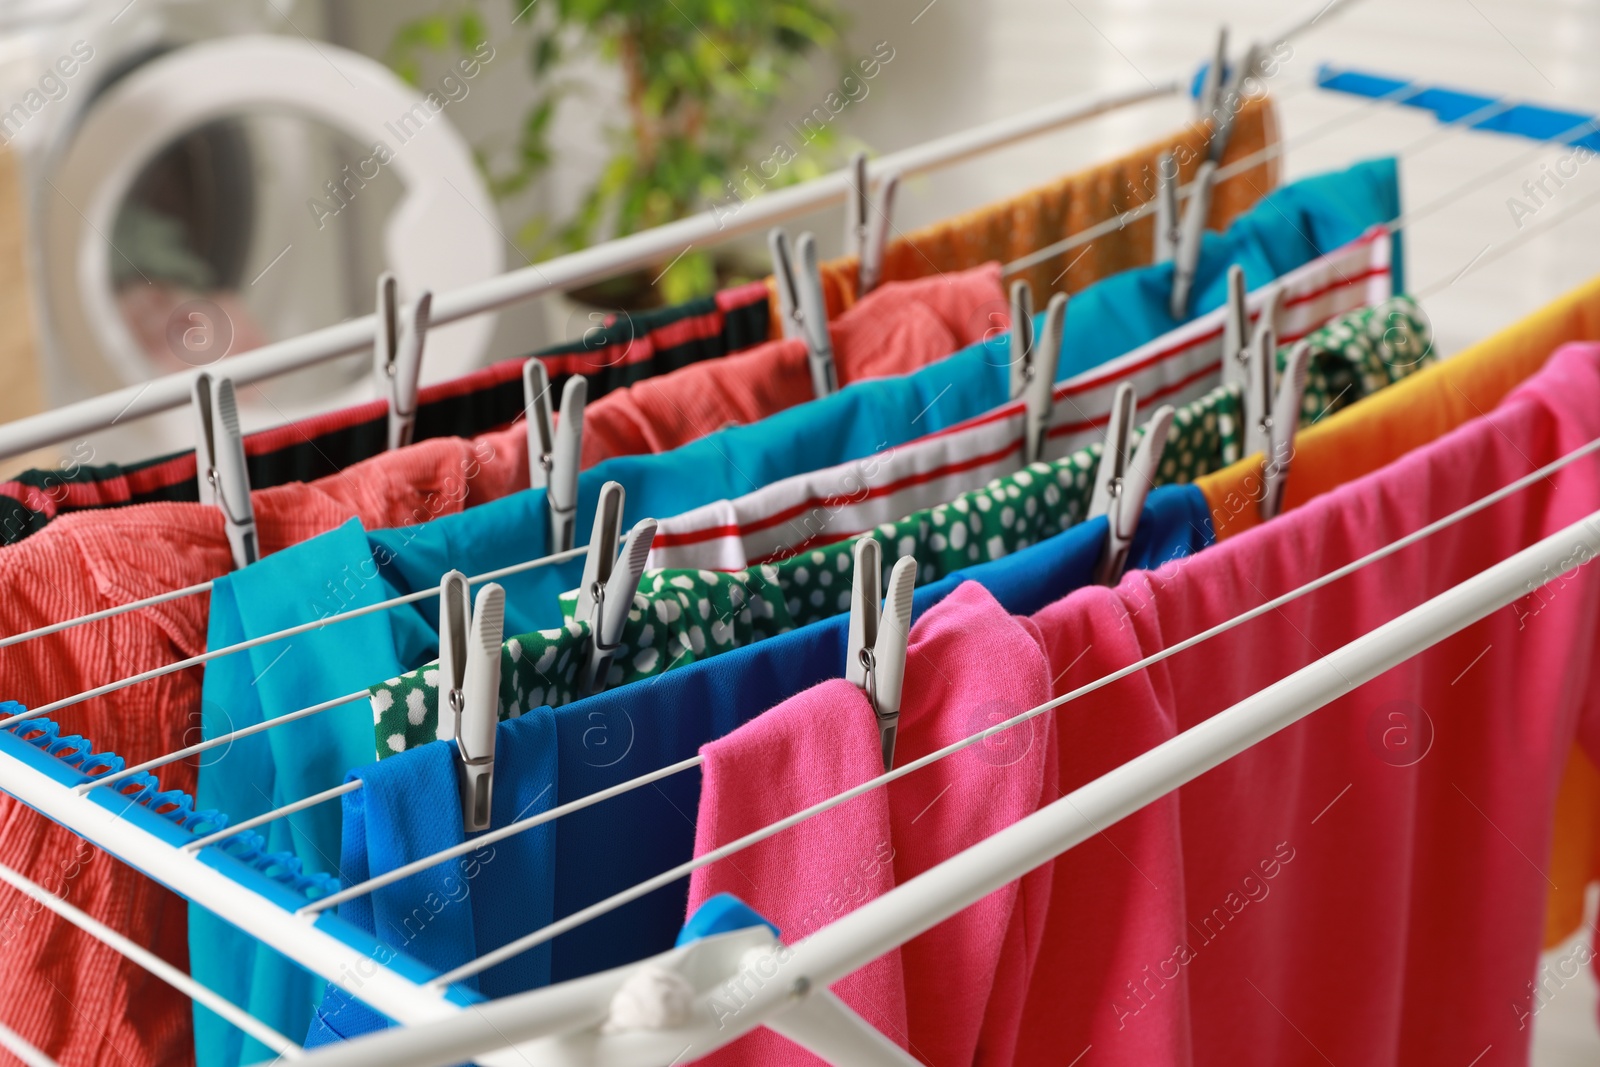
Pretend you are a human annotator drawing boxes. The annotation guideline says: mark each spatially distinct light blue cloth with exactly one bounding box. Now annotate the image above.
[191,157,1401,1067]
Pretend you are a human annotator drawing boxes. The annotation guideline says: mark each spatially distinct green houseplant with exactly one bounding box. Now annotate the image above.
[390,0,848,305]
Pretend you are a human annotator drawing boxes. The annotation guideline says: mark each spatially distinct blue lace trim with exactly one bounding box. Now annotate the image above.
[3,715,341,900]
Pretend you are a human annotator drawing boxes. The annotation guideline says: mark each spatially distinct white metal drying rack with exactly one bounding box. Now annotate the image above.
[5,2,1600,1063]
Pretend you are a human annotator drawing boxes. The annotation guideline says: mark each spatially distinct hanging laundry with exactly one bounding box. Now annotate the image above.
[303,484,1213,1047]
[0,282,773,546]
[578,264,1007,468]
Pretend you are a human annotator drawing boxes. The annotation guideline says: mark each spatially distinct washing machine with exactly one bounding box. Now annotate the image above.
[3,0,502,461]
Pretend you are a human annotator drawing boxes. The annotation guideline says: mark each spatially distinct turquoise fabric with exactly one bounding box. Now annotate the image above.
[190,156,1401,1067]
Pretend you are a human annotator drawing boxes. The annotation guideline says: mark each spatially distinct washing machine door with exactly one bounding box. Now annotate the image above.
[37,34,502,453]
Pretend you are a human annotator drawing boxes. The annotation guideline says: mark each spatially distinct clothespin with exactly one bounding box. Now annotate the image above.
[1168,160,1218,320]
[845,150,900,296]
[573,481,657,695]
[1087,383,1175,586]
[845,537,916,771]
[1196,26,1228,121]
[523,359,587,553]
[1219,265,1250,394]
[1152,151,1180,264]
[1010,290,1065,466]
[1243,317,1312,521]
[768,229,837,398]
[192,372,258,570]
[436,571,504,833]
[1009,282,1065,464]
[373,272,431,451]
[1209,41,1261,164]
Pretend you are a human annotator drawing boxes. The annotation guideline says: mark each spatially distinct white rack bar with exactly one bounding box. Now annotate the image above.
[0,745,465,1030]
[0,81,1181,464]
[260,504,1600,1067]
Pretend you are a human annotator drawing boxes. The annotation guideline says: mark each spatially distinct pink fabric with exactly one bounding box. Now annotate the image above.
[580,264,1007,467]
[0,423,530,1067]
[1013,341,1600,1065]
[686,581,1054,1066]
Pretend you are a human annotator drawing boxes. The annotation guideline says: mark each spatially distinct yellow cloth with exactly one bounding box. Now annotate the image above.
[1197,273,1600,949]
[769,94,1282,335]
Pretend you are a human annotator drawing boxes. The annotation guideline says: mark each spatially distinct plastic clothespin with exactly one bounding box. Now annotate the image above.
[523,360,587,553]
[845,537,916,771]
[1152,151,1180,264]
[1196,26,1228,120]
[768,229,837,398]
[1087,383,1175,586]
[1007,280,1034,401]
[845,150,901,296]
[1242,315,1312,521]
[573,481,657,695]
[192,372,258,570]
[1209,41,1261,164]
[436,571,504,833]
[1219,265,1250,394]
[1019,292,1066,466]
[1168,160,1218,320]
[373,272,431,451]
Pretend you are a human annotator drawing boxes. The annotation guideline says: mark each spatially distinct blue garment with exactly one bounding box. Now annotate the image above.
[306,486,1214,1042]
[193,158,1399,1066]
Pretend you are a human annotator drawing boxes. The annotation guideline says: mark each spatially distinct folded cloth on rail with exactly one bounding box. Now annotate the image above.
[0,423,572,1067]
[578,264,1006,468]
[368,379,1246,755]
[791,93,1284,328]
[301,485,1213,1046]
[0,283,772,548]
[191,157,1400,1065]
[1196,271,1600,949]
[649,264,1416,573]
[688,342,1600,1067]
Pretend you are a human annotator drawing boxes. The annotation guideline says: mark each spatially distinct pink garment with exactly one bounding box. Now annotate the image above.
[0,423,529,1067]
[686,581,1054,1066]
[1013,341,1600,1065]
[580,264,1007,467]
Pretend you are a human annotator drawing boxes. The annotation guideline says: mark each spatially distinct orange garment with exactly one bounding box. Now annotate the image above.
[0,426,529,1067]
[583,263,1006,467]
[771,94,1281,333]
[1196,273,1600,950]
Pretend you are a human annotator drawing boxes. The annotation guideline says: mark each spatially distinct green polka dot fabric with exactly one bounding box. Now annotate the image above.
[370,383,1242,756]
[1291,295,1433,426]
[368,295,1435,757]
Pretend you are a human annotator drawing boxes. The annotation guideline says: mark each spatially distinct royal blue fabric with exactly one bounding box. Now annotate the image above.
[306,486,1213,1043]
[194,157,1399,1066]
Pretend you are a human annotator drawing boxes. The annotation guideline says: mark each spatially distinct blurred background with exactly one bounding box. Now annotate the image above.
[0,0,1596,1058]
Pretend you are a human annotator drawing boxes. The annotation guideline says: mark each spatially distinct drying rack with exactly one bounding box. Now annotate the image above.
[1,0,1599,1063]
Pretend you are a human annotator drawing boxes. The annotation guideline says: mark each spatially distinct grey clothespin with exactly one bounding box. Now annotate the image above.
[373,272,430,451]
[523,359,587,553]
[1018,291,1065,466]
[1168,160,1218,320]
[192,372,258,570]
[846,150,900,296]
[1007,280,1035,401]
[1209,41,1261,164]
[1153,151,1181,264]
[436,571,504,833]
[1087,383,1175,586]
[768,228,837,398]
[1243,317,1312,521]
[1220,265,1250,394]
[845,537,916,771]
[573,481,657,695]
